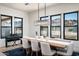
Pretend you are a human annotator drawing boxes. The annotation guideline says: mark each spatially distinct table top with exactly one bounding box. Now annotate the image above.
[23,36,72,48]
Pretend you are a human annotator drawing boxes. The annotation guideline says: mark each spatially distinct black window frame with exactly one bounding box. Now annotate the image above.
[63,11,78,41]
[14,17,23,38]
[40,16,49,36]
[50,14,61,38]
[1,14,12,38]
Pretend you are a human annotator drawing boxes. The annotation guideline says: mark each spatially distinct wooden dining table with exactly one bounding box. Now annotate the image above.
[23,36,72,48]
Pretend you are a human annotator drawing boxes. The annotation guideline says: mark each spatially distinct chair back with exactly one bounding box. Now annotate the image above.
[22,38,30,49]
[66,43,73,56]
[40,42,52,55]
[31,40,40,51]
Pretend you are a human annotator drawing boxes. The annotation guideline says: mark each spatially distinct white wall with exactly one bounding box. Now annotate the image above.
[28,3,79,37]
[0,5,29,37]
[0,5,29,47]
[28,3,79,52]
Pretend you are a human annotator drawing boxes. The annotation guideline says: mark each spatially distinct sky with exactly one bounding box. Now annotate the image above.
[65,13,77,20]
[51,13,77,20]
[52,15,61,20]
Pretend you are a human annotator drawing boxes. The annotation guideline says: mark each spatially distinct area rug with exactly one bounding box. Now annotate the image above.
[3,47,26,56]
[3,47,79,56]
[3,47,42,56]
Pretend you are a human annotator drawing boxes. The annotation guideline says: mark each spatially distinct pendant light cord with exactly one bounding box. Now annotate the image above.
[45,3,46,16]
[38,3,46,20]
[38,3,39,20]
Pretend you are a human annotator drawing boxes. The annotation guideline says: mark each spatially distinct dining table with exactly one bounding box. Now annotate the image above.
[23,36,72,48]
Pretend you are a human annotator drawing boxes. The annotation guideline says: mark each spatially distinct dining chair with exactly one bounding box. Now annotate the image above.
[57,42,73,56]
[30,39,40,56]
[21,38,31,55]
[40,42,56,56]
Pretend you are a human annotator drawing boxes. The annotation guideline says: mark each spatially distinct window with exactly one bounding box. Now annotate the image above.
[14,17,23,38]
[40,26,48,36]
[64,11,78,40]
[1,15,12,38]
[50,14,61,38]
[40,16,48,36]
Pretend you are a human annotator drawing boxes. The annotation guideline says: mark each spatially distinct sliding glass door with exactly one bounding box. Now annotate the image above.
[1,15,12,38]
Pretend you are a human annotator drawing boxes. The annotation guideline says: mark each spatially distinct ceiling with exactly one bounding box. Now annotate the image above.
[0,3,56,12]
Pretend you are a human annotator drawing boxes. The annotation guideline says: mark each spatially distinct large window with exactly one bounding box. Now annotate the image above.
[40,16,48,36]
[50,14,61,38]
[40,26,48,36]
[1,15,12,38]
[64,11,78,40]
[14,17,23,38]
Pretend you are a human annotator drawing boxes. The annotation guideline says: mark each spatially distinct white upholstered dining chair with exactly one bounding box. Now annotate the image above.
[57,42,73,56]
[30,39,40,56]
[21,38,31,55]
[40,42,56,56]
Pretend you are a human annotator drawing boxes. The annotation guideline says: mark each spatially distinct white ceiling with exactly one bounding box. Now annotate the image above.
[0,3,56,12]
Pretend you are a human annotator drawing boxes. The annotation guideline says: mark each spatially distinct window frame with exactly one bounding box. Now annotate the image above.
[50,14,61,38]
[63,11,78,41]
[14,17,23,38]
[1,14,12,38]
[40,16,49,36]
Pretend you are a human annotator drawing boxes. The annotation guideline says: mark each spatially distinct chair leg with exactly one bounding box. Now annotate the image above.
[26,51,27,56]
[26,48,31,56]
[25,49,28,56]
[23,48,27,55]
[31,51,33,56]
[25,49,29,56]
[36,52,38,56]
[29,48,32,56]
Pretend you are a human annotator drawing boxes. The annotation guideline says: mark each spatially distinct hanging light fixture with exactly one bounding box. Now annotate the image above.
[35,3,49,26]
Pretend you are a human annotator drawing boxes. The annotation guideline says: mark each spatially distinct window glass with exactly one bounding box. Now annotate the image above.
[64,12,78,40]
[1,15,12,38]
[14,17,23,38]
[50,15,61,38]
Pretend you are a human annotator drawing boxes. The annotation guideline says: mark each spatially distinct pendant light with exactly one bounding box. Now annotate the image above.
[35,3,48,26]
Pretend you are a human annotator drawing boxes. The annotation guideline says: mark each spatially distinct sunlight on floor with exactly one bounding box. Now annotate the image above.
[0,44,22,52]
